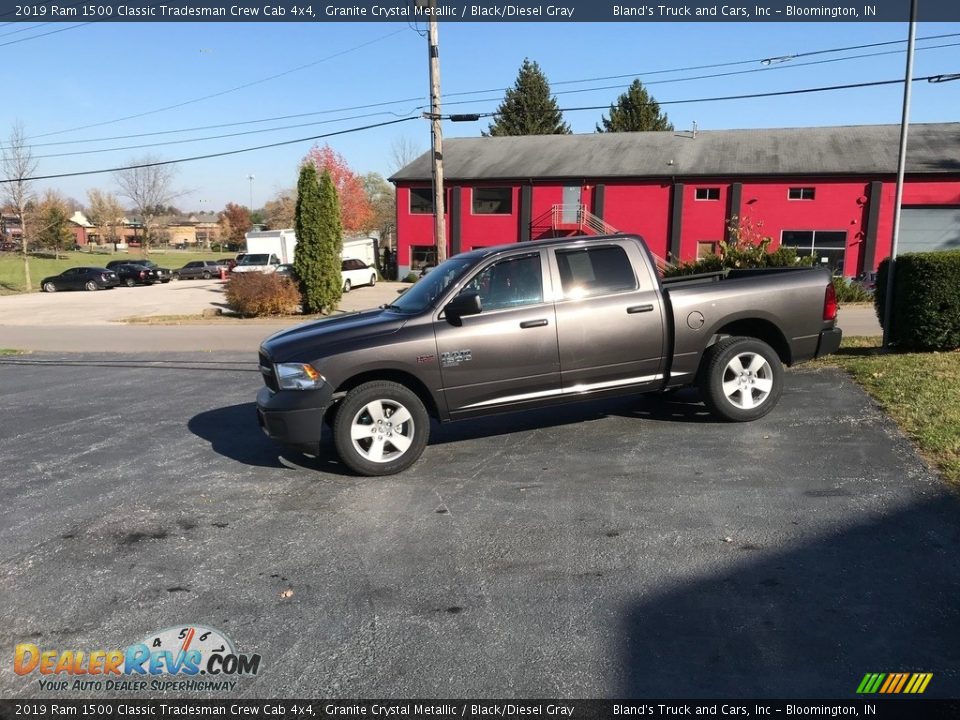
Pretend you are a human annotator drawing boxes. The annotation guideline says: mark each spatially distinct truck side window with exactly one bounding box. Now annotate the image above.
[556,246,636,299]
[461,254,543,311]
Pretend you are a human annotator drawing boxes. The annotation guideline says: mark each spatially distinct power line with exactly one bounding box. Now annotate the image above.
[0,22,91,49]
[27,28,408,140]
[2,117,420,183]
[32,110,417,159]
[24,31,959,149]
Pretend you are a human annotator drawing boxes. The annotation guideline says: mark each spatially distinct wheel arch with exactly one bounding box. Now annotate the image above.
[331,369,441,421]
[706,318,792,366]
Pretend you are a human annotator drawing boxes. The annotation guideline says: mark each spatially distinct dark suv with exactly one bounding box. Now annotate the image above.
[173,260,221,280]
[106,258,172,283]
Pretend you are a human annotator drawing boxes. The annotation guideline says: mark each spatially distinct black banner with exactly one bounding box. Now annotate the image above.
[1,0,959,23]
[3,700,960,720]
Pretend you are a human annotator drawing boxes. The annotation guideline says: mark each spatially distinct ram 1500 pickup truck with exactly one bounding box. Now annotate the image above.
[256,234,841,476]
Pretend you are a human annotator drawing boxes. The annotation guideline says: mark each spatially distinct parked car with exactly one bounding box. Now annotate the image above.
[341,258,377,292]
[111,263,159,287]
[256,233,842,476]
[107,259,171,284]
[0,241,19,252]
[854,271,878,295]
[130,259,173,283]
[275,263,296,278]
[172,260,222,280]
[40,267,119,292]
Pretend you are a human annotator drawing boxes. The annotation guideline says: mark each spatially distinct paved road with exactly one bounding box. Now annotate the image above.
[0,355,956,698]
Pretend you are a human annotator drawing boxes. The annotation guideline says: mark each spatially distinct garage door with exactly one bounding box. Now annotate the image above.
[899,208,960,253]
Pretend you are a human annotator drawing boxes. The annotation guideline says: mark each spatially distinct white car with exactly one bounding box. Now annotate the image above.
[341,258,377,292]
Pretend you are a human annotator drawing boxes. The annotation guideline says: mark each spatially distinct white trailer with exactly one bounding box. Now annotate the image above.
[235,229,298,273]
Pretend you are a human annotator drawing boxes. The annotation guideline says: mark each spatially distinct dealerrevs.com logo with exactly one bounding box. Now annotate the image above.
[14,625,261,693]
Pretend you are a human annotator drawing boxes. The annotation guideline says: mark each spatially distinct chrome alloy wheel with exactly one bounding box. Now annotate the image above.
[349,399,415,463]
[721,351,774,410]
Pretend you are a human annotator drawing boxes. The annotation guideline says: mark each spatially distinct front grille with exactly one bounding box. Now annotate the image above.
[259,351,278,392]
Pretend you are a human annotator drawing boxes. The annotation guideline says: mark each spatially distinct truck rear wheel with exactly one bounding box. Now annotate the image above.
[702,336,783,422]
[333,381,429,476]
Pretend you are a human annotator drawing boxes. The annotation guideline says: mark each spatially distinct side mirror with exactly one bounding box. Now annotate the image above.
[445,291,482,325]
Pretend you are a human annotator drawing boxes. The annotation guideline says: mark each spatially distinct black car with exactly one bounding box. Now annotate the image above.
[111,263,160,287]
[108,258,172,283]
[173,260,222,280]
[40,267,120,292]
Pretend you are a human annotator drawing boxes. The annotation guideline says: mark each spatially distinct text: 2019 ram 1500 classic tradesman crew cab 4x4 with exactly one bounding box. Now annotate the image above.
[256,234,842,476]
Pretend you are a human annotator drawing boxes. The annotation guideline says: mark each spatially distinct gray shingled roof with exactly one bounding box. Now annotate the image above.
[389,123,960,182]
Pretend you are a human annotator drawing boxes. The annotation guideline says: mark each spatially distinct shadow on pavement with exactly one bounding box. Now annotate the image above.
[431,390,715,445]
[188,402,286,468]
[620,492,960,698]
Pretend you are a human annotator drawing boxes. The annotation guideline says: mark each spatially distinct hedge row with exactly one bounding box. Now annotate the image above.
[875,250,960,350]
[225,273,301,317]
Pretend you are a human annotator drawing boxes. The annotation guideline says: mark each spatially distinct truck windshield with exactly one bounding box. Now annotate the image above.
[239,254,270,265]
[387,256,476,314]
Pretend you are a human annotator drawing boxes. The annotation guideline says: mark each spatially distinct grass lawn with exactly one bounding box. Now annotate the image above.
[814,336,960,484]
[0,250,238,294]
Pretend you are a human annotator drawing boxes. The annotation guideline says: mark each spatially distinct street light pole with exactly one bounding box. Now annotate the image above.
[247,174,255,211]
[882,0,918,350]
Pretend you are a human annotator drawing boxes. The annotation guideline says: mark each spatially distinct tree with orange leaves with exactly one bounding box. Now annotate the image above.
[302,145,373,234]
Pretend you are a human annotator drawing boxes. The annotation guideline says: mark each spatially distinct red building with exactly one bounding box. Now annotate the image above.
[390,123,960,278]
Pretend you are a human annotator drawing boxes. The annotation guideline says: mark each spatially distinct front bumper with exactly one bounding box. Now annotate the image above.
[815,327,843,357]
[256,385,333,453]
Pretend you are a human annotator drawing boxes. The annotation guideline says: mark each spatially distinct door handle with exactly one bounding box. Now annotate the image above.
[520,319,549,328]
[627,304,655,314]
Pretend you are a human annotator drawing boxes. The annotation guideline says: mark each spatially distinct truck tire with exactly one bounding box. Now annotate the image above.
[333,381,429,476]
[702,336,783,422]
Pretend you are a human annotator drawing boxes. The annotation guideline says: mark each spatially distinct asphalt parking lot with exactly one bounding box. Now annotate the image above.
[0,355,957,698]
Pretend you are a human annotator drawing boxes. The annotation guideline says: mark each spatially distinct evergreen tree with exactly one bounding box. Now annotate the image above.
[294,164,342,314]
[596,79,673,133]
[486,58,570,136]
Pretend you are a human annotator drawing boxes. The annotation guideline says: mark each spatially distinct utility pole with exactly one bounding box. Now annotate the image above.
[247,174,255,211]
[426,1,446,263]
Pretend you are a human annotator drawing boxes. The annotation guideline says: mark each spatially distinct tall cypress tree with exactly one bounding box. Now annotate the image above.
[596,79,673,133]
[486,58,570,136]
[294,164,343,314]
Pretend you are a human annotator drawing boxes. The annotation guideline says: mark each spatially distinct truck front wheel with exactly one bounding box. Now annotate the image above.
[702,337,783,422]
[333,381,430,476]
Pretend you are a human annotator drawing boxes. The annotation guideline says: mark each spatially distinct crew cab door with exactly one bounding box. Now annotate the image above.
[548,240,666,393]
[434,251,561,418]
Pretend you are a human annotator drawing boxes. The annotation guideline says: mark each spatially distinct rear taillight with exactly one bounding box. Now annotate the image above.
[823,282,838,322]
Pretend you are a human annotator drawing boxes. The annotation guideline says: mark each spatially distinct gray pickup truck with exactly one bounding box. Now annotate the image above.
[257,234,841,476]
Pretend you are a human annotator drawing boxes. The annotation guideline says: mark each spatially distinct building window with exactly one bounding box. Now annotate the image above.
[697,241,719,258]
[410,245,436,271]
[695,188,720,201]
[472,187,513,215]
[788,187,816,200]
[410,188,434,214]
[781,230,845,271]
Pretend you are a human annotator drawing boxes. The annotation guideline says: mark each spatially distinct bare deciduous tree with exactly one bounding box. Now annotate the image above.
[86,188,125,248]
[114,156,179,255]
[390,135,423,173]
[1,121,38,290]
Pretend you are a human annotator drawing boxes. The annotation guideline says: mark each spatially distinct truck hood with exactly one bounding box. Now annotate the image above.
[261,309,407,361]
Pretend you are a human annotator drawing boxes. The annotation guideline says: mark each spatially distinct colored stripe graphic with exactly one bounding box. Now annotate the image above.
[857,672,932,694]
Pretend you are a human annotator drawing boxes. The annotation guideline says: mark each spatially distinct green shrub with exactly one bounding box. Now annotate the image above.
[225,273,301,317]
[832,277,873,303]
[875,250,960,350]
[403,272,420,283]
[663,215,813,278]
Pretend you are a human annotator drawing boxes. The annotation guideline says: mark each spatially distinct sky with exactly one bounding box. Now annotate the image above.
[4,18,960,212]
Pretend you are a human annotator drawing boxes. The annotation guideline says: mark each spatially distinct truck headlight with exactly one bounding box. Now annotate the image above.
[275,363,325,390]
